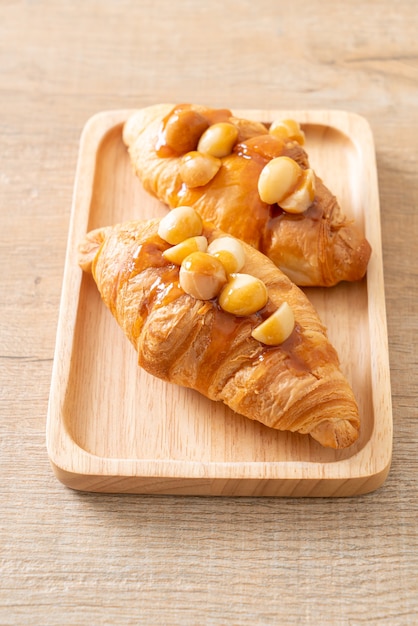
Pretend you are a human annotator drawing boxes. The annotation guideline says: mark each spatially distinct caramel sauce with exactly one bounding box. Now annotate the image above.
[155,134,177,158]
[270,205,286,219]
[138,267,184,317]
[256,323,309,374]
[195,297,310,394]
[235,134,287,163]
[266,196,324,243]
[194,305,254,394]
[305,198,324,222]
[117,235,182,309]
[120,235,185,343]
[156,104,233,158]
[204,108,233,125]
[155,104,195,157]
[116,231,312,385]
[252,303,308,374]
[154,106,322,259]
[130,236,170,273]
[234,135,322,227]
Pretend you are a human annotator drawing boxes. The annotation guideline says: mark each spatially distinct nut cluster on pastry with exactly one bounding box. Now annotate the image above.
[158,106,315,215]
[158,206,295,346]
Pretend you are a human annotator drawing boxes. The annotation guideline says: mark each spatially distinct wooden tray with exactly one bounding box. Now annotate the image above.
[47,108,392,496]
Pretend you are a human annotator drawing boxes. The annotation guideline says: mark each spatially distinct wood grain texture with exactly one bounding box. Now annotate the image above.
[1,0,417,624]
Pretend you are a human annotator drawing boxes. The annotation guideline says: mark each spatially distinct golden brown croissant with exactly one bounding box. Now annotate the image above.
[78,216,360,448]
[123,103,371,287]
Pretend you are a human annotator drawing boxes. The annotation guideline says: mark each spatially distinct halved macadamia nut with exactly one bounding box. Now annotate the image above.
[258,156,302,205]
[280,169,315,214]
[251,301,295,345]
[197,122,239,158]
[158,206,203,245]
[163,109,209,154]
[179,251,227,300]
[218,273,268,316]
[269,119,305,145]
[162,236,208,265]
[207,236,246,275]
[179,151,221,188]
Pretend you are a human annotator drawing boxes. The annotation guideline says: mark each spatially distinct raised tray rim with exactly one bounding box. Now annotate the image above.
[46,107,393,496]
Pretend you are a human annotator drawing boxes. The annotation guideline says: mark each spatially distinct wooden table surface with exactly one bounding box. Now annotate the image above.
[1,1,417,624]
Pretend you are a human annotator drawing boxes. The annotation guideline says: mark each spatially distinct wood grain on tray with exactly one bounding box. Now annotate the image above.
[46,109,392,496]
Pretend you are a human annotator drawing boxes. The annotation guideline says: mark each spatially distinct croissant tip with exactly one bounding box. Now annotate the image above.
[123,104,175,148]
[333,227,372,285]
[309,419,360,449]
[78,226,109,274]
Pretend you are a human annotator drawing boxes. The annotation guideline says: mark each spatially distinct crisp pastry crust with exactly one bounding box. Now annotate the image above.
[78,218,360,448]
[123,103,371,287]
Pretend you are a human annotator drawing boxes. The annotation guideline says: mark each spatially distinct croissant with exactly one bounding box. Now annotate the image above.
[78,216,360,449]
[123,103,371,287]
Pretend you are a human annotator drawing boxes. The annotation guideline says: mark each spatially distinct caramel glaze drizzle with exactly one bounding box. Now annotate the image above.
[120,235,185,342]
[154,105,325,248]
[235,135,324,226]
[146,106,330,385]
[156,104,233,158]
[118,229,310,396]
[196,302,307,396]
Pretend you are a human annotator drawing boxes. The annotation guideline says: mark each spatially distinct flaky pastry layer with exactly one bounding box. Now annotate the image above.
[123,103,371,287]
[79,218,360,448]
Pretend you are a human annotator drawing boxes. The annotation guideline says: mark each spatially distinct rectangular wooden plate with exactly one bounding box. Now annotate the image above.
[47,108,392,496]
